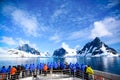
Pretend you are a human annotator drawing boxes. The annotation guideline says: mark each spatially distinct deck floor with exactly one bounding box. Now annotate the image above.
[20,74,82,80]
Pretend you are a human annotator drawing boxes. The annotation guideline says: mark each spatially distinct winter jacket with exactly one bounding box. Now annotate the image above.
[43,64,48,71]
[10,67,17,75]
[0,68,7,73]
[86,66,94,75]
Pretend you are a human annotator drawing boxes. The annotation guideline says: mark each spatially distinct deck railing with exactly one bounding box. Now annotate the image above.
[0,69,120,80]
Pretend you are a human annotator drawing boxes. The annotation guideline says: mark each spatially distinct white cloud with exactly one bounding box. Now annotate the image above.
[106,0,120,8]
[68,17,120,45]
[61,42,77,50]
[90,21,112,39]
[0,36,16,45]
[90,17,120,44]
[3,5,41,37]
[0,36,38,49]
[90,17,120,39]
[50,34,61,43]
[11,10,39,37]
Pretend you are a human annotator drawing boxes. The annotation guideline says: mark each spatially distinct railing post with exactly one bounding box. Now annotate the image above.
[82,71,84,80]
[50,68,53,74]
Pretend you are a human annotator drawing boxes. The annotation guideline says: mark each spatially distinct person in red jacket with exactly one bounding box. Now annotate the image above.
[43,64,48,76]
[10,66,17,80]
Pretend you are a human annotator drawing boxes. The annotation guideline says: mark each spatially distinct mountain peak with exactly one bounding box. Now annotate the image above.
[53,47,66,57]
[23,44,29,47]
[20,44,30,49]
[77,37,117,57]
[93,37,101,43]
[53,47,77,57]
[17,44,40,55]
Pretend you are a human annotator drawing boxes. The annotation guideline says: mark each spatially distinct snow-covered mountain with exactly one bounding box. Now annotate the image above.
[53,45,77,63]
[0,44,50,57]
[17,44,40,55]
[53,48,66,57]
[0,48,33,57]
[7,49,50,57]
[8,49,39,57]
[53,46,77,57]
[77,37,118,57]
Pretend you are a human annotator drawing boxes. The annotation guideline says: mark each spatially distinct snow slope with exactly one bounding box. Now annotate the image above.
[0,48,50,57]
[99,44,119,57]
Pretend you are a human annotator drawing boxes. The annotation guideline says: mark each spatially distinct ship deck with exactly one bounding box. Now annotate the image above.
[0,69,120,80]
[20,73,82,80]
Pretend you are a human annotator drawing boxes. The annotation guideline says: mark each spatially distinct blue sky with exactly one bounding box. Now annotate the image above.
[0,0,120,54]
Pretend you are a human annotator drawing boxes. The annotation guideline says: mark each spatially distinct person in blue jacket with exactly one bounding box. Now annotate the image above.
[81,64,86,72]
[0,66,7,79]
[81,63,87,79]
[75,62,80,70]
[53,62,58,70]
[32,64,36,75]
[60,62,66,70]
[29,64,33,76]
[47,62,50,70]
[25,64,29,71]
[0,66,7,73]
[6,65,11,73]
[47,62,53,70]
[24,64,29,76]
[37,63,43,75]
[73,64,76,77]
[6,65,11,79]
[29,64,36,75]
[40,63,44,74]
[36,64,40,74]
[69,63,73,74]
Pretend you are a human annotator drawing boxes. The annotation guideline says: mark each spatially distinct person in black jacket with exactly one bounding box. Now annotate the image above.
[16,65,21,79]
[21,65,25,78]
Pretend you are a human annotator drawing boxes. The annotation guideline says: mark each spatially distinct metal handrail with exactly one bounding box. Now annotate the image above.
[0,69,115,80]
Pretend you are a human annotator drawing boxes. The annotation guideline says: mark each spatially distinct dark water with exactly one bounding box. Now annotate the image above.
[0,57,120,75]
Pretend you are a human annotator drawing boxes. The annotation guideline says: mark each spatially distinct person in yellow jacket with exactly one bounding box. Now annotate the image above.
[86,65,94,80]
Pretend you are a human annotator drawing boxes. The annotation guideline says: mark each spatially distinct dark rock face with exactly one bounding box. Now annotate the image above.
[53,48,66,57]
[17,44,40,55]
[77,37,117,56]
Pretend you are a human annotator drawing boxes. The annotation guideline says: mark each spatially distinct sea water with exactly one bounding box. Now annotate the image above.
[0,56,120,75]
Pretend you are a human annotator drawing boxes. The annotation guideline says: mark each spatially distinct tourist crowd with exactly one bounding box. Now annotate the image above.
[0,62,94,80]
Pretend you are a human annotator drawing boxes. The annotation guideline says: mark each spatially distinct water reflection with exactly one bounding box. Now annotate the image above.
[0,57,120,75]
[53,56,78,64]
[65,57,77,64]
[53,57,65,63]
[83,57,120,75]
